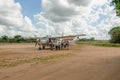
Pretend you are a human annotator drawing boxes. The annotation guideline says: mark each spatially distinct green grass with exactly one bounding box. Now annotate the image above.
[76,41,120,47]
[0,53,73,68]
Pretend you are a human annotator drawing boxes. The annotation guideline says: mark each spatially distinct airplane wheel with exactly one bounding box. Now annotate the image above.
[39,47,42,50]
[43,46,45,50]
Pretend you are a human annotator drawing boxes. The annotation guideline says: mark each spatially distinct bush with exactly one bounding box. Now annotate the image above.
[109,27,120,43]
[0,35,36,43]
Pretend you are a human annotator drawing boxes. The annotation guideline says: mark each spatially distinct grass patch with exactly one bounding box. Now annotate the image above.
[0,53,73,68]
[76,41,120,47]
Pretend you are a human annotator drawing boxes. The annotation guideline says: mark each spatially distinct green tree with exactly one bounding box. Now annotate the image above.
[0,37,2,42]
[112,0,120,16]
[109,26,120,43]
[1,35,9,42]
[9,37,14,43]
[13,35,24,43]
[0,35,36,43]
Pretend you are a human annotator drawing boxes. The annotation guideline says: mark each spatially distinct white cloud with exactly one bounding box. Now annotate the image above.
[35,0,120,40]
[91,0,108,6]
[41,0,91,22]
[0,0,120,40]
[0,0,38,37]
[0,0,23,27]
[0,25,6,36]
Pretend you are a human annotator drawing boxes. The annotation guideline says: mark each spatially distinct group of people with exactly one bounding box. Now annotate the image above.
[35,38,70,50]
[50,39,70,50]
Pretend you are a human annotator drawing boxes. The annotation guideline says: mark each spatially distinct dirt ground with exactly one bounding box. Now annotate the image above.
[0,43,120,80]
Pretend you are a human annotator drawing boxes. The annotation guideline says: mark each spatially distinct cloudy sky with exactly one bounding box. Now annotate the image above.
[0,0,120,39]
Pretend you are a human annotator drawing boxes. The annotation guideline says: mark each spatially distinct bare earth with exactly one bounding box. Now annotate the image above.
[0,43,120,80]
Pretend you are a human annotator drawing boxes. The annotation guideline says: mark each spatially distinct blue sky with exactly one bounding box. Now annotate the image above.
[15,0,41,22]
[0,0,120,39]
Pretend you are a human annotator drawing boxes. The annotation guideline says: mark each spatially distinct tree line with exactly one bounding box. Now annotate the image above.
[0,35,36,43]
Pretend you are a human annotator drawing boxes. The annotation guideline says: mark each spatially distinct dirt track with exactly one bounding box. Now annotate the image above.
[0,43,120,80]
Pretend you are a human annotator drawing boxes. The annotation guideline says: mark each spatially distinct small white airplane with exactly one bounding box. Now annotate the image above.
[35,34,86,50]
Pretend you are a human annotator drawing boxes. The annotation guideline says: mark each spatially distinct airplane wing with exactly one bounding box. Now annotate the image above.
[50,34,86,41]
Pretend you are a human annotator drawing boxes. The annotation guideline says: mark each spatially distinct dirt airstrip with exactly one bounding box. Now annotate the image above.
[0,43,120,80]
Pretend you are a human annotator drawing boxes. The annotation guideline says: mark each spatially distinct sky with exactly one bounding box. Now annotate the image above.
[15,0,41,23]
[0,0,120,40]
